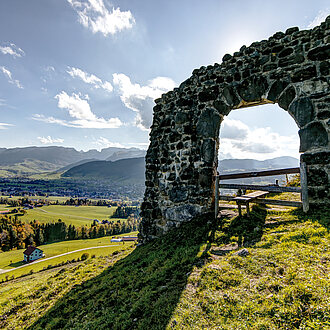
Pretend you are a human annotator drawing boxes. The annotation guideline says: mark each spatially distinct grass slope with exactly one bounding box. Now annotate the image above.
[0,248,134,329]
[1,207,329,329]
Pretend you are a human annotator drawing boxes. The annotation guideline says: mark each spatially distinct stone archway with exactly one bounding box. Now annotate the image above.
[140,17,330,242]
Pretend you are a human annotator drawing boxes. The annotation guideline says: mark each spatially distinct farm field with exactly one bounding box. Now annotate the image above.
[16,205,119,226]
[0,232,137,281]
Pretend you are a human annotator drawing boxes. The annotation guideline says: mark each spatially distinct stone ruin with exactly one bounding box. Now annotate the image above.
[139,17,330,243]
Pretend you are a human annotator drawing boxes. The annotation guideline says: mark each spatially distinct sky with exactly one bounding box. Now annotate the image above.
[0,0,329,160]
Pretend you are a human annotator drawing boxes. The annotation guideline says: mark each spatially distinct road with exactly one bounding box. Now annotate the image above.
[0,245,120,275]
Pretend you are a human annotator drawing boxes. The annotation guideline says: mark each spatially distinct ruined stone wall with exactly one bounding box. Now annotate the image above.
[140,17,330,243]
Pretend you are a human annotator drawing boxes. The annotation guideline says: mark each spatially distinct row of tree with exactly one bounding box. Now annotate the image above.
[111,206,140,218]
[0,196,139,208]
[0,215,140,252]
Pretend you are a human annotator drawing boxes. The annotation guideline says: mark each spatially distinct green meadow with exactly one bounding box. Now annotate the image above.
[15,205,119,226]
[0,232,137,281]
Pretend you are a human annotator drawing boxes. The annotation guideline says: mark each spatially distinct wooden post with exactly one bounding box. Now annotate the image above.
[238,203,242,217]
[215,175,219,219]
[300,161,309,213]
[246,202,250,217]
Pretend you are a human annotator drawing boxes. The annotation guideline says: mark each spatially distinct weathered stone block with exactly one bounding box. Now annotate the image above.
[213,99,231,115]
[285,27,299,35]
[307,45,330,61]
[299,121,329,152]
[292,65,317,83]
[301,151,330,165]
[198,168,213,188]
[267,80,289,102]
[175,112,189,125]
[221,85,240,107]
[198,87,219,102]
[169,187,188,202]
[319,61,330,76]
[201,139,216,164]
[288,97,314,127]
[176,97,193,107]
[164,204,202,222]
[317,110,330,120]
[237,76,268,102]
[222,54,232,61]
[278,86,296,110]
[196,108,221,138]
[307,167,329,186]
[263,63,277,72]
[278,53,304,67]
[278,47,294,58]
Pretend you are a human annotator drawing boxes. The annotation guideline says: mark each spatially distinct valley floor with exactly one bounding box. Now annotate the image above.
[0,207,329,329]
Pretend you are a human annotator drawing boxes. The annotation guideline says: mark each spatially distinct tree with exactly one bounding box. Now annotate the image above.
[98,225,105,238]
[0,230,10,251]
[35,227,44,246]
[8,225,18,250]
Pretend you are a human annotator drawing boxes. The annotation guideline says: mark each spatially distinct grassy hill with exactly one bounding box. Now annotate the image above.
[0,206,329,329]
[62,157,145,183]
[0,159,61,178]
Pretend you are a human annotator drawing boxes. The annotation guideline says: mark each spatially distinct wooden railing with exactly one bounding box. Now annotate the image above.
[214,163,309,218]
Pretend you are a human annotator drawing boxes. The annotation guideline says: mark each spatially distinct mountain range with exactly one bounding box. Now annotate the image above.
[0,146,299,184]
[218,156,299,172]
[0,146,146,177]
[61,155,299,184]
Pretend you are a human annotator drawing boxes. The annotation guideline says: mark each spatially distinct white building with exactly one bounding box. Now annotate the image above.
[23,246,44,262]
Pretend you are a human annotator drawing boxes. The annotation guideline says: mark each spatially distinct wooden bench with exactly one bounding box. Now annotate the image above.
[233,190,269,217]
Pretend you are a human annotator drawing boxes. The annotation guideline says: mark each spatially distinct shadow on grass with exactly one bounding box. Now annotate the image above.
[214,205,267,247]
[291,205,330,231]
[9,261,24,268]
[29,216,213,330]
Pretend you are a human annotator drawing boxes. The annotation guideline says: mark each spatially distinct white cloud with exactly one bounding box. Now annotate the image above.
[219,119,299,160]
[32,114,71,126]
[0,42,25,58]
[55,91,95,121]
[38,136,64,144]
[94,137,125,148]
[33,91,122,129]
[232,141,276,153]
[45,66,55,72]
[0,66,23,89]
[307,9,330,28]
[220,119,249,140]
[0,122,13,129]
[113,73,176,130]
[68,0,135,36]
[67,67,113,92]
